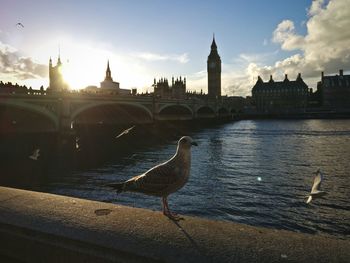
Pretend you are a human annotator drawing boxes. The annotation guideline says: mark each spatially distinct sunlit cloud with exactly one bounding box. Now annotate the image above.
[0,41,47,81]
[225,0,350,96]
[133,52,189,64]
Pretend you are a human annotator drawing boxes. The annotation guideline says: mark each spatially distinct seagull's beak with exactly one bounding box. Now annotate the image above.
[191,141,198,146]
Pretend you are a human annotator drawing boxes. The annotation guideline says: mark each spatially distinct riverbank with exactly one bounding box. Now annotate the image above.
[0,186,349,263]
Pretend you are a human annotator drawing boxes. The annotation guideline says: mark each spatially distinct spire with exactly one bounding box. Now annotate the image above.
[211,34,217,50]
[105,60,113,81]
[57,45,61,65]
[107,60,110,72]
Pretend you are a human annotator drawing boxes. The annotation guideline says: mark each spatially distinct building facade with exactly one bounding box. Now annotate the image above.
[317,69,350,109]
[99,61,130,95]
[48,55,68,92]
[207,36,221,99]
[252,74,308,113]
[153,76,186,99]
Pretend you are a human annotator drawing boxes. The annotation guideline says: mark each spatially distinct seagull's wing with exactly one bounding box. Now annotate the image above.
[126,125,135,133]
[115,131,126,138]
[124,161,180,195]
[311,171,323,193]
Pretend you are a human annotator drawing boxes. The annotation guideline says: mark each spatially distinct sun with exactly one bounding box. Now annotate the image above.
[60,54,105,90]
[52,41,113,90]
[47,38,154,92]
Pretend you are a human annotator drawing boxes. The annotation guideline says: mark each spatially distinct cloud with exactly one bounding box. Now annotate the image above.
[235,50,279,64]
[133,51,189,64]
[308,0,327,16]
[272,20,305,50]
[0,41,47,80]
[226,0,350,96]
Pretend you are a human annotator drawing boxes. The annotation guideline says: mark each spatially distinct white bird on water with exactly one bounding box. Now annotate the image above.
[306,169,327,204]
[29,149,40,161]
[106,136,198,220]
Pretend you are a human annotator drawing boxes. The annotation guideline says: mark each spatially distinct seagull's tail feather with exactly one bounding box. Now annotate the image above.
[106,182,125,194]
[306,195,312,204]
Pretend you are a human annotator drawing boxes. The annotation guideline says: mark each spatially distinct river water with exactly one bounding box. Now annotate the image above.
[36,119,350,238]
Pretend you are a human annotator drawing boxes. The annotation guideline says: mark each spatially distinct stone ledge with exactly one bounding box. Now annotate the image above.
[0,186,349,263]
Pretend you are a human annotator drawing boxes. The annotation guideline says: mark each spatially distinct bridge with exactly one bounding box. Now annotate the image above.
[0,92,242,134]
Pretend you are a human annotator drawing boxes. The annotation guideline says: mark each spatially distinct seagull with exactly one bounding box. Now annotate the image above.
[106,136,198,220]
[16,22,24,28]
[29,148,40,161]
[75,137,80,150]
[306,169,327,204]
[115,125,135,139]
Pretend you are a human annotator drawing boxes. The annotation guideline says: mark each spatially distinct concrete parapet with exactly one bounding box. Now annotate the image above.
[0,186,349,263]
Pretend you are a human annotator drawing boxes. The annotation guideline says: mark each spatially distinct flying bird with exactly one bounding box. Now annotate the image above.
[106,136,198,220]
[306,169,327,204]
[29,148,40,161]
[16,22,24,28]
[115,125,135,139]
[75,137,80,150]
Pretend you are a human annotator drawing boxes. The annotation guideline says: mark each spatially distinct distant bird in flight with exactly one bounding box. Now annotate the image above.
[306,169,327,204]
[29,148,40,161]
[16,22,24,28]
[75,137,80,150]
[106,136,198,220]
[115,125,135,139]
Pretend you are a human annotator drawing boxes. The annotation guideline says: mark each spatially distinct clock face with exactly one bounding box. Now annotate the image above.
[209,62,216,68]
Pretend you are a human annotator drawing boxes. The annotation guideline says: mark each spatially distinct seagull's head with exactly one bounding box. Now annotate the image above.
[178,136,198,150]
[316,169,323,175]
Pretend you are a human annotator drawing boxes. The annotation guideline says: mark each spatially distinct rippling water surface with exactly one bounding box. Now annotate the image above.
[43,119,350,238]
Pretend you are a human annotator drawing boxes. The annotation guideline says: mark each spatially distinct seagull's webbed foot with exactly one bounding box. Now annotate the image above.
[162,197,183,221]
[163,210,183,221]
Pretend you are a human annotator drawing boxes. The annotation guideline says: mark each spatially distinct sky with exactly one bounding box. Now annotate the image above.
[1,0,350,96]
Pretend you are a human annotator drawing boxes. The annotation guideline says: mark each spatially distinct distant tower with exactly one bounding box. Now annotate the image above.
[105,60,113,81]
[48,51,67,92]
[100,60,120,90]
[207,35,221,98]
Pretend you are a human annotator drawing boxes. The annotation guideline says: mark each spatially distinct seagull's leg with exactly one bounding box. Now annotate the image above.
[162,197,181,220]
[161,197,167,214]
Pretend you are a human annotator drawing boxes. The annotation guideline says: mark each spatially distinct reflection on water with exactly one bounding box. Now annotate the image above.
[3,120,350,238]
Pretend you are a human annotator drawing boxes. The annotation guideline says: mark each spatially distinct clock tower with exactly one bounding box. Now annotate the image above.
[207,35,221,98]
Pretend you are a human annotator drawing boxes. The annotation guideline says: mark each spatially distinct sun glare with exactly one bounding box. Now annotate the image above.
[59,45,110,90]
[39,37,156,92]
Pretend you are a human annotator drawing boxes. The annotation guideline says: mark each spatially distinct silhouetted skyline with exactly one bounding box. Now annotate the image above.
[0,0,349,95]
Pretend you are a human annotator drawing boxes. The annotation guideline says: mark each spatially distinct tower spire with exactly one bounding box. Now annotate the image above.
[105,59,113,81]
[57,45,61,65]
[211,33,217,50]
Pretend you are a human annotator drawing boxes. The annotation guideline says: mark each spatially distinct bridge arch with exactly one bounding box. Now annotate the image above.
[71,101,153,125]
[218,107,230,116]
[156,104,193,121]
[0,101,59,132]
[158,104,193,116]
[196,106,216,118]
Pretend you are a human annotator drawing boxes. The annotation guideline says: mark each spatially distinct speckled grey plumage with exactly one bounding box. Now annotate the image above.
[109,136,195,198]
